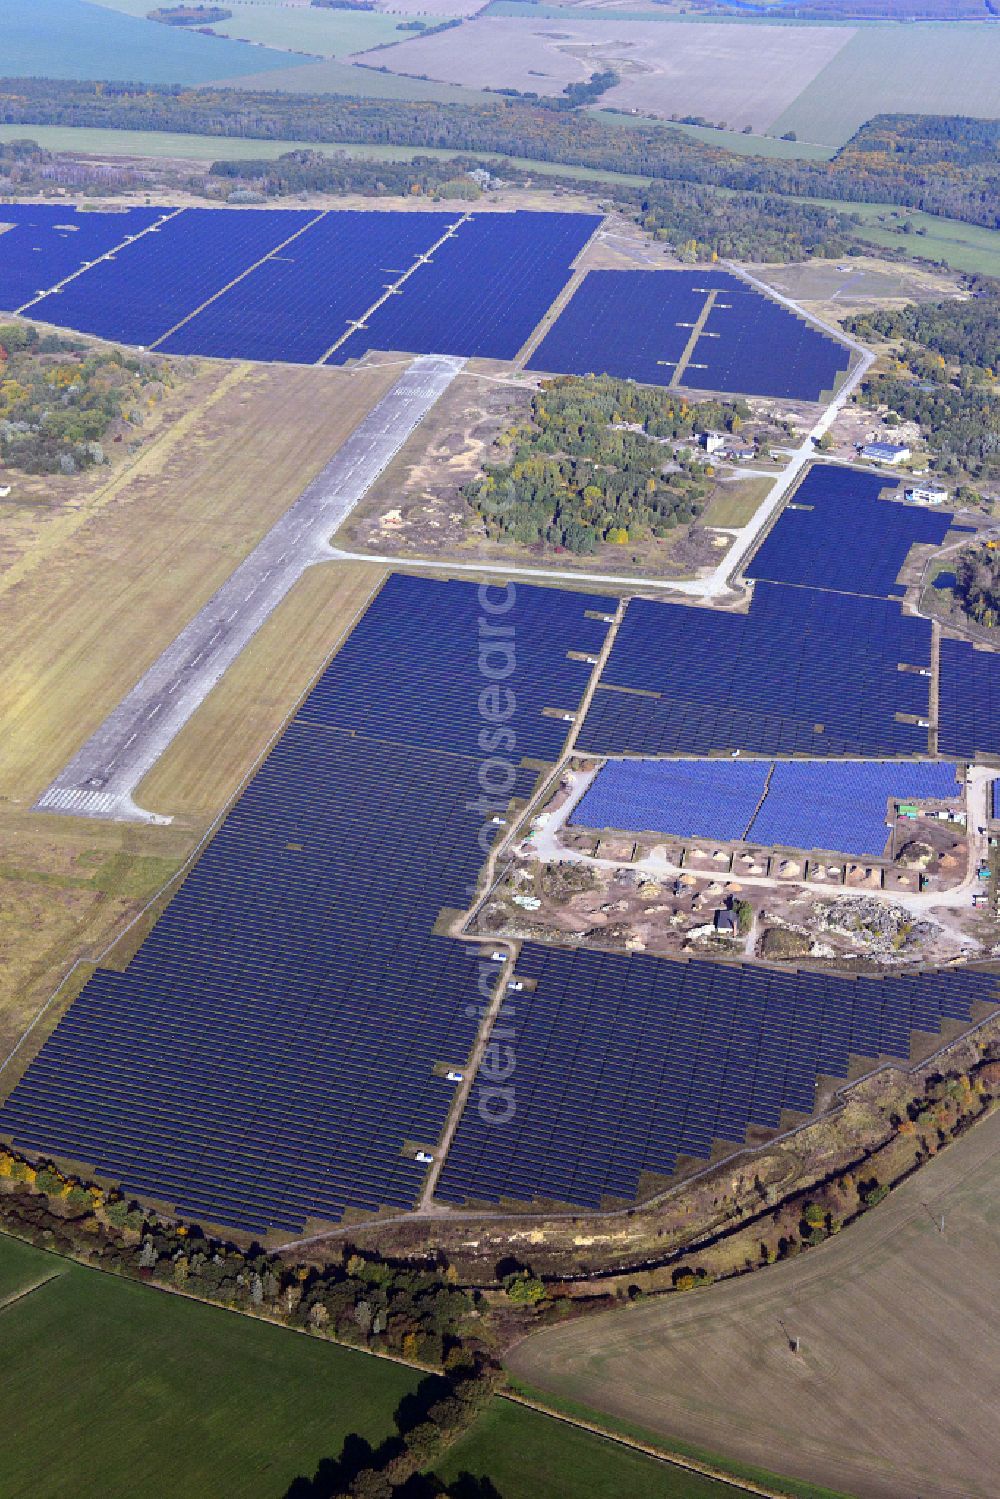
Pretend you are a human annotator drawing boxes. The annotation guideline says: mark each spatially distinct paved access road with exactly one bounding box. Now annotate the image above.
[36,355,465,823]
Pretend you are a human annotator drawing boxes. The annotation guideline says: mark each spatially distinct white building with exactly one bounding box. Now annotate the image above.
[860,441,911,465]
[701,431,727,456]
[905,484,949,506]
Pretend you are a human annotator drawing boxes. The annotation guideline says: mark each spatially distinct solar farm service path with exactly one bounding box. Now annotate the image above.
[35,354,464,824]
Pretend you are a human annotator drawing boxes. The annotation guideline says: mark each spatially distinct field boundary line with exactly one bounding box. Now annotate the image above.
[0,1270,64,1314]
[14,207,185,315]
[498,1392,797,1499]
[148,209,329,351]
[670,286,718,388]
[316,211,473,366]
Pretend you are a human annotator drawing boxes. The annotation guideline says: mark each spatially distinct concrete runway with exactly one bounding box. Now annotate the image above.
[35,354,464,823]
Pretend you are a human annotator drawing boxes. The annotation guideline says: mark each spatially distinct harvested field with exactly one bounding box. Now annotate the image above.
[374,0,490,12]
[507,1103,1000,1499]
[354,18,855,130]
[212,53,495,101]
[0,358,399,803]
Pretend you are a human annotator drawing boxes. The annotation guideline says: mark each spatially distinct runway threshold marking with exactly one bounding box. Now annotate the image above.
[147,209,331,351]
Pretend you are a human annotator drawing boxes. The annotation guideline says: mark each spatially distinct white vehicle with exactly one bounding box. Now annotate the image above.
[445,1070,464,1083]
[490,950,506,962]
[414,1150,434,1165]
[508,980,524,993]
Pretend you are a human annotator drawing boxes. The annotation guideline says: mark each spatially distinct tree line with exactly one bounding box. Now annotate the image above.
[209,148,493,200]
[0,79,996,228]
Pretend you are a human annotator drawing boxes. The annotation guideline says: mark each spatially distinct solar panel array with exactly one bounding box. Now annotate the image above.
[328,212,599,365]
[297,572,608,761]
[159,211,457,364]
[529,269,709,386]
[571,757,770,842]
[0,576,610,1232]
[571,756,960,857]
[27,208,318,349]
[436,945,998,1209]
[746,465,958,599]
[578,585,932,759]
[939,637,1000,759]
[747,759,960,856]
[0,202,163,310]
[0,203,598,367]
[685,286,851,401]
[530,268,851,400]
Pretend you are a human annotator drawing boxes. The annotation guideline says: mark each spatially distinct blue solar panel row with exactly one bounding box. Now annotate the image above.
[436,945,999,1209]
[329,211,599,365]
[939,637,1000,759]
[0,202,164,312]
[27,208,320,349]
[0,203,598,367]
[571,756,960,857]
[686,289,851,401]
[530,268,851,399]
[529,268,709,386]
[746,759,960,856]
[298,573,609,761]
[570,757,770,841]
[746,465,956,599]
[160,211,459,364]
[578,584,932,759]
[0,576,608,1233]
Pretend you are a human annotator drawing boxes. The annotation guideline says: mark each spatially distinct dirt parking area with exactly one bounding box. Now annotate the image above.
[750,256,962,322]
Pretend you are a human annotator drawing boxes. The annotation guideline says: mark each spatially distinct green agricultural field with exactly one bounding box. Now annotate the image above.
[428,1396,751,1498]
[91,0,414,57]
[771,22,1000,146]
[796,197,1000,277]
[0,1232,421,1499]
